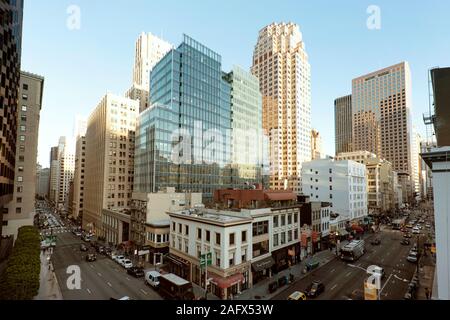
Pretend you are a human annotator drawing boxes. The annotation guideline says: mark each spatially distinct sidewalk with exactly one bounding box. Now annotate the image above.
[235,249,336,300]
[416,251,436,300]
[34,251,63,300]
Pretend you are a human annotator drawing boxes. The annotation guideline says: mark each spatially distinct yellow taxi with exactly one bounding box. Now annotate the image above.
[287,291,307,300]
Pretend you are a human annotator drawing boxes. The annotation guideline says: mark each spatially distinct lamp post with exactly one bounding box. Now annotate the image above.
[335,231,340,257]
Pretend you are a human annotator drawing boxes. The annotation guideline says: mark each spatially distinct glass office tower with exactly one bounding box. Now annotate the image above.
[134,35,233,199]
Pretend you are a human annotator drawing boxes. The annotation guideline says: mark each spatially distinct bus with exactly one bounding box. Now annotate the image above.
[392,218,406,230]
[340,240,365,262]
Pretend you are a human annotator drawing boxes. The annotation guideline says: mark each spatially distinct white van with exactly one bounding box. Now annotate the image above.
[367,266,385,279]
[145,271,161,288]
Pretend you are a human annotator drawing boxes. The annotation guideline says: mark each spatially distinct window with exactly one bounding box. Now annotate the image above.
[197,228,202,240]
[215,251,221,266]
[185,225,189,235]
[20,125,25,132]
[273,234,279,247]
[241,230,247,243]
[229,233,235,246]
[17,176,23,182]
[281,215,286,226]
[206,230,210,242]
[18,166,24,172]
[273,216,279,228]
[23,84,28,90]
[16,207,22,214]
[21,105,27,112]
[17,187,23,193]
[229,252,235,267]
[178,224,182,233]
[241,250,247,263]
[288,214,292,225]
[19,135,25,142]
[215,233,221,245]
[294,213,298,223]
[17,197,22,203]
[172,222,175,232]
[22,94,28,100]
[281,232,286,245]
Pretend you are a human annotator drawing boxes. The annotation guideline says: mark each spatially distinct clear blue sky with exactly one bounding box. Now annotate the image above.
[22,0,450,167]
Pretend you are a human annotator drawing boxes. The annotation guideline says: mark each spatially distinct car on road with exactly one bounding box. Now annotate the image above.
[80,244,88,252]
[287,291,306,301]
[121,259,133,269]
[86,253,97,262]
[97,246,105,254]
[412,227,420,234]
[371,238,381,246]
[75,231,82,237]
[127,267,145,278]
[405,224,413,229]
[403,233,412,238]
[425,224,432,229]
[145,271,161,288]
[407,252,418,263]
[305,280,325,298]
[401,239,411,245]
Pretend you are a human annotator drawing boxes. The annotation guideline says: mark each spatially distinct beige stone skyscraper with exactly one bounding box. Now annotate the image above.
[352,62,414,201]
[311,129,323,160]
[126,32,173,113]
[251,22,311,193]
[71,117,87,222]
[83,93,138,235]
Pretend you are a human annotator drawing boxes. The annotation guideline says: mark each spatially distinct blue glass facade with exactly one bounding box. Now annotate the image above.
[135,35,233,199]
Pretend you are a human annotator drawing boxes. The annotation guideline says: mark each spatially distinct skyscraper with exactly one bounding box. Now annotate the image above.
[311,129,323,160]
[127,32,173,113]
[56,139,75,212]
[134,35,233,200]
[83,93,138,235]
[251,22,312,193]
[71,117,87,222]
[334,95,353,155]
[352,62,414,201]
[0,0,24,235]
[2,71,44,239]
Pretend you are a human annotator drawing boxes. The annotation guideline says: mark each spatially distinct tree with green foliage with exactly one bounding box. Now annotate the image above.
[0,226,41,300]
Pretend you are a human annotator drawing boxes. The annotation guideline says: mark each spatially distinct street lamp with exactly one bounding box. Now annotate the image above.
[335,231,340,257]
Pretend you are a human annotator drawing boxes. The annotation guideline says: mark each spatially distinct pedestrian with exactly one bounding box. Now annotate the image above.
[425,287,430,300]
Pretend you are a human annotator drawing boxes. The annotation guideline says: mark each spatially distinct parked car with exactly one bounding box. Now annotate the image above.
[86,253,97,262]
[405,224,413,229]
[401,239,411,245]
[97,246,105,254]
[371,238,381,246]
[145,271,161,288]
[305,280,325,298]
[121,259,133,269]
[412,227,420,234]
[80,244,88,252]
[287,291,306,301]
[404,233,412,239]
[127,267,144,278]
[115,255,125,264]
[407,252,418,263]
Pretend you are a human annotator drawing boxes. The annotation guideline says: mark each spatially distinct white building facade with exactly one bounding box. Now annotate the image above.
[302,159,367,223]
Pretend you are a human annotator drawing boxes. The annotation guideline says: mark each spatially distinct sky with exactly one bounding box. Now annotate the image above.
[21,0,450,167]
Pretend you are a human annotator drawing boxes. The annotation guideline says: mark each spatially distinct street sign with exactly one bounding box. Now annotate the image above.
[200,252,212,268]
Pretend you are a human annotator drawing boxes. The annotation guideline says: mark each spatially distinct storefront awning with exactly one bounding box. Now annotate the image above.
[251,256,275,272]
[209,273,244,290]
[338,229,349,236]
[166,253,190,267]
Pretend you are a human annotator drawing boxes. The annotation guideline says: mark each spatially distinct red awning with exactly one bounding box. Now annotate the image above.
[209,273,244,289]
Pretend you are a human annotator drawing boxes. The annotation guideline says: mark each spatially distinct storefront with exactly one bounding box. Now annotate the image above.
[272,244,301,273]
[165,253,191,281]
[251,256,275,285]
[209,273,245,300]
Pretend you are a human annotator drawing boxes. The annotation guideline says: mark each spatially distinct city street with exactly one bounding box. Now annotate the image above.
[40,206,162,300]
[273,227,422,300]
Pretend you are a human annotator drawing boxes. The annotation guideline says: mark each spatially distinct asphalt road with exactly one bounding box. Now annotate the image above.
[272,228,421,300]
[39,205,162,300]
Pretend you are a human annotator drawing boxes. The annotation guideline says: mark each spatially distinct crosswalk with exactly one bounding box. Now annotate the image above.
[40,227,70,236]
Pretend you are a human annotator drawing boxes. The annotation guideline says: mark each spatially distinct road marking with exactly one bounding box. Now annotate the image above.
[89,264,94,269]
[381,258,385,263]
[97,272,102,277]
[330,284,337,291]
[140,289,148,295]
[345,271,352,277]
[330,269,336,273]
[86,288,92,294]
[107,282,112,287]
[126,277,131,281]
